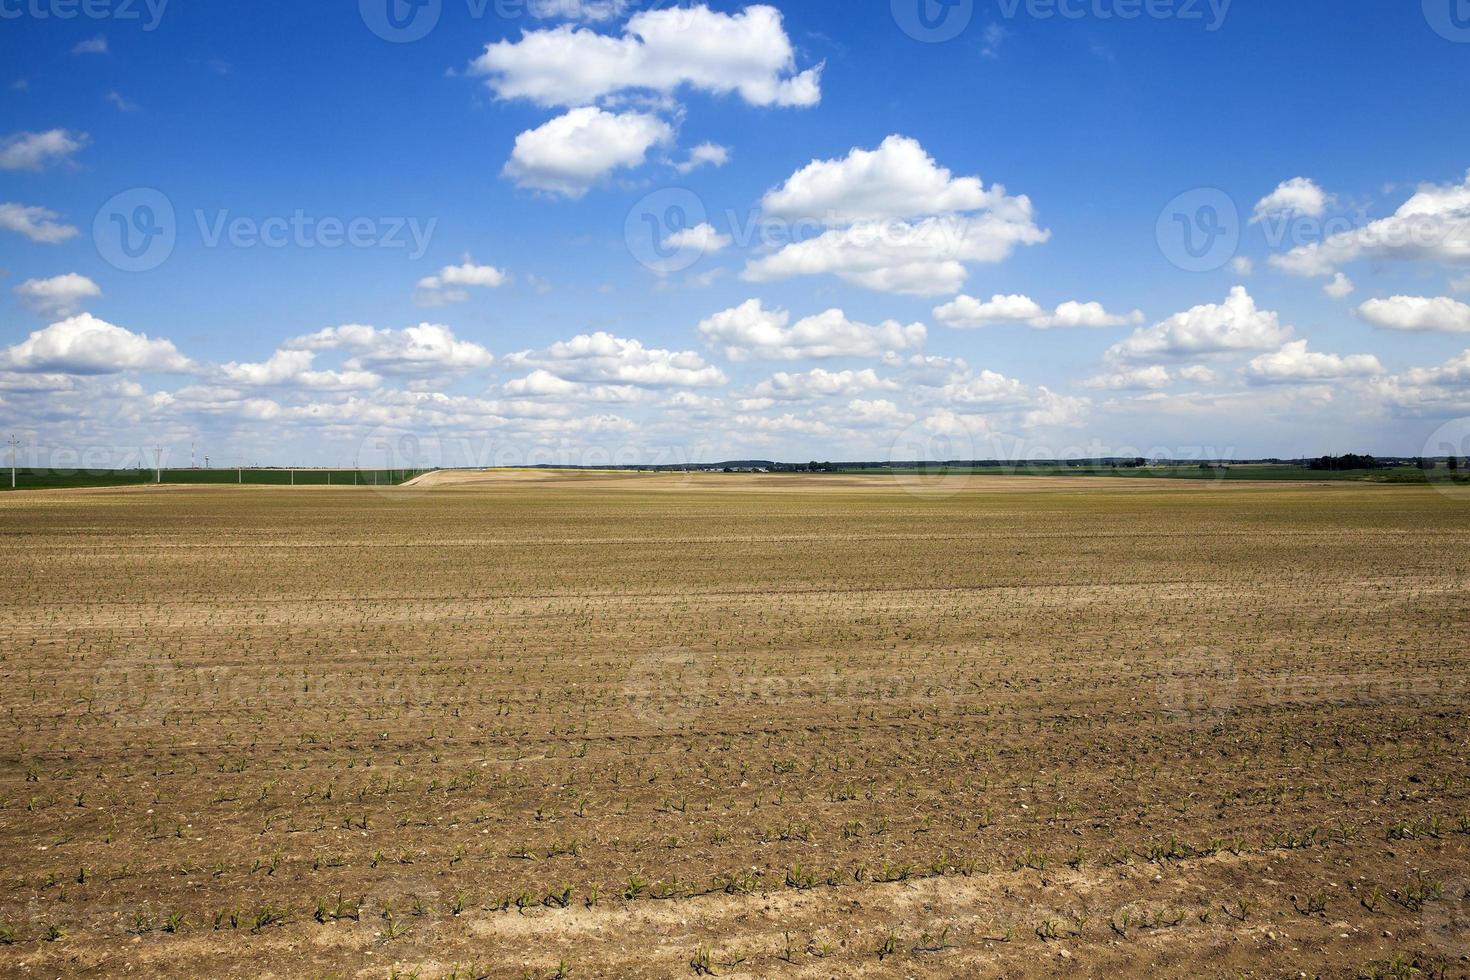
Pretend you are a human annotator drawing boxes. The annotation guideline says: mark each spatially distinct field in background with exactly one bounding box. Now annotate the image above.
[1,471,1468,977]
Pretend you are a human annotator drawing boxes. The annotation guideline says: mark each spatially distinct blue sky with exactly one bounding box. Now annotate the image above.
[2,0,1470,467]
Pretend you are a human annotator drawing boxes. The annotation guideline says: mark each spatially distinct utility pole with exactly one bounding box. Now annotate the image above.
[8,434,17,489]
[153,446,162,484]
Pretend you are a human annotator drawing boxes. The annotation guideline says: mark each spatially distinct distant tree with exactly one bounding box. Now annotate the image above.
[1310,454,1380,472]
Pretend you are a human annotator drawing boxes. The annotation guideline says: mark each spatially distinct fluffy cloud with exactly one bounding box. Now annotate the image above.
[750,367,896,400]
[286,323,494,377]
[743,214,1048,297]
[698,299,926,360]
[674,142,730,175]
[664,222,731,253]
[1251,177,1331,223]
[0,129,88,171]
[526,0,634,21]
[1082,366,1173,390]
[72,35,108,55]
[471,4,821,109]
[1106,287,1292,364]
[1024,389,1091,428]
[416,260,510,305]
[218,349,381,390]
[744,137,1047,296]
[842,398,913,428]
[1245,340,1383,384]
[1323,272,1355,299]
[507,332,726,387]
[502,368,643,402]
[934,369,1034,407]
[0,202,79,244]
[935,293,1142,330]
[1356,295,1470,334]
[760,135,991,224]
[1370,349,1470,416]
[1271,170,1470,277]
[13,273,101,317]
[0,314,194,375]
[504,107,673,197]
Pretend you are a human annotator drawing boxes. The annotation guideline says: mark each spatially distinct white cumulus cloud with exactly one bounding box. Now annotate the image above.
[744,136,1047,296]
[416,259,510,305]
[286,323,494,377]
[470,4,822,109]
[1356,295,1470,334]
[13,273,101,317]
[0,129,88,171]
[507,332,726,387]
[750,367,896,400]
[935,293,1142,329]
[1245,340,1383,384]
[1271,169,1470,277]
[698,299,927,360]
[674,142,730,175]
[0,313,194,375]
[0,202,79,244]
[1106,286,1292,364]
[1252,177,1332,224]
[504,107,673,197]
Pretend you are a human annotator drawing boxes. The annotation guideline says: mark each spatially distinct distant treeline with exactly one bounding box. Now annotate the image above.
[2,468,428,491]
[1307,454,1463,472]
